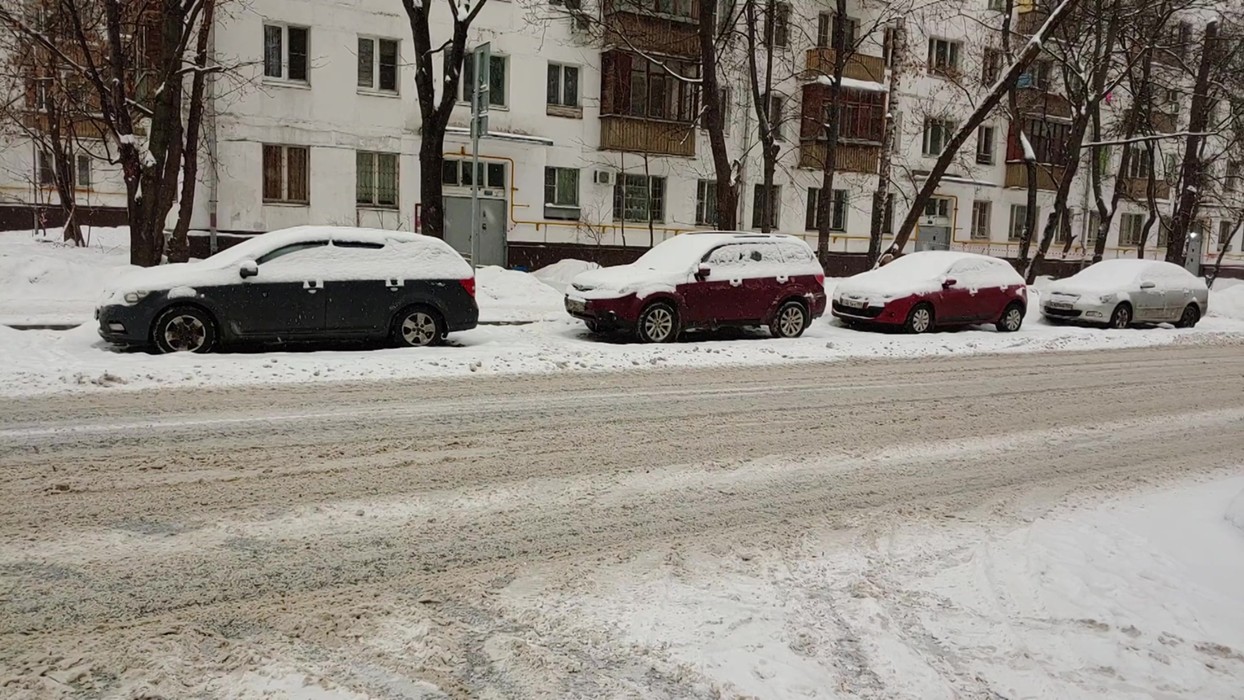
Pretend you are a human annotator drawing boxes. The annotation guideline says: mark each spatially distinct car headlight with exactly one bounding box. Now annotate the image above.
[1098,294,1116,303]
[123,290,152,305]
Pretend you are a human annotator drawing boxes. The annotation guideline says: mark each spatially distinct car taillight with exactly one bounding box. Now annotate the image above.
[815,274,825,286]
[460,277,476,297]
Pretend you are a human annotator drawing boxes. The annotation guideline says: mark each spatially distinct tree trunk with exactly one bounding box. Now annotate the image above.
[868,21,903,264]
[1206,218,1240,287]
[1026,111,1090,283]
[1001,0,1038,267]
[1168,21,1218,264]
[1094,48,1154,262]
[887,0,1080,256]
[743,0,777,233]
[815,0,848,258]
[698,0,737,230]
[169,0,216,263]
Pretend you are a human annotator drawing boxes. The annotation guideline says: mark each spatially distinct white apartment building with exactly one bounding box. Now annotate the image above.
[0,0,1240,273]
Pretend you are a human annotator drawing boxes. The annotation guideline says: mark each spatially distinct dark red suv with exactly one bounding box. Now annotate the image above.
[564,232,827,343]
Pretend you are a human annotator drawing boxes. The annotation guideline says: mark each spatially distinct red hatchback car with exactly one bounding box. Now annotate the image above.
[831,251,1027,333]
[565,232,827,343]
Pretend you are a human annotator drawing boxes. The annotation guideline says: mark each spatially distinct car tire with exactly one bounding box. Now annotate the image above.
[393,306,446,347]
[770,300,809,338]
[1108,303,1132,329]
[1177,303,1200,328]
[904,303,934,334]
[996,302,1024,333]
[153,305,218,354]
[585,320,602,334]
[636,302,678,343]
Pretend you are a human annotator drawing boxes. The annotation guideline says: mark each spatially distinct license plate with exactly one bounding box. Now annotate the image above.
[842,298,867,309]
[1048,301,1072,310]
[566,299,586,314]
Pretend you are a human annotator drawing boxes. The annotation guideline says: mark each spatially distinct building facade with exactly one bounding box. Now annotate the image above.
[1,0,1241,274]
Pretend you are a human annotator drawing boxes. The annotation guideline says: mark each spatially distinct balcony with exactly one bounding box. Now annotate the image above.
[804,49,887,83]
[1015,88,1072,119]
[1120,177,1172,201]
[1151,111,1176,134]
[599,115,695,157]
[1004,161,1066,191]
[798,142,880,173]
[602,0,700,58]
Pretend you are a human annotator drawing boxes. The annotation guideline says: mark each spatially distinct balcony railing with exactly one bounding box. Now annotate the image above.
[602,0,700,58]
[804,49,887,83]
[798,142,880,173]
[600,115,695,157]
[1121,177,1172,201]
[1004,162,1067,191]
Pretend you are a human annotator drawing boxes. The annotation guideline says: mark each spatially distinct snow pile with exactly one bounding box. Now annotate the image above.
[0,227,134,325]
[835,250,1003,298]
[532,259,599,293]
[1209,284,1244,321]
[474,266,566,323]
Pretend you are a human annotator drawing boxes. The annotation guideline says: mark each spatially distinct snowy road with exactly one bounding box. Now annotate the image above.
[2,345,1244,698]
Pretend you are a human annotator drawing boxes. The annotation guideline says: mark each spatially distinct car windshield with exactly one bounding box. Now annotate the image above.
[632,235,716,272]
[199,235,290,268]
[1069,260,1145,286]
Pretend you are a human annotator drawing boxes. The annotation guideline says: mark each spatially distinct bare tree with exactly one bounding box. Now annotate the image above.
[1167,20,1220,265]
[400,0,488,240]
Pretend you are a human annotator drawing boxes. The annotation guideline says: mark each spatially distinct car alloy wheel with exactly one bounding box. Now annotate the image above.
[400,311,441,347]
[637,303,676,343]
[906,304,933,334]
[1110,304,1131,329]
[1179,304,1200,328]
[772,301,808,338]
[997,304,1023,333]
[153,306,217,354]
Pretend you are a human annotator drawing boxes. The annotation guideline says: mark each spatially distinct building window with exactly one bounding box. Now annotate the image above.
[1019,60,1052,91]
[976,125,995,165]
[982,48,1002,85]
[988,0,1007,11]
[1124,145,1151,179]
[356,151,398,208]
[547,64,580,108]
[817,13,858,49]
[601,51,700,124]
[263,145,309,203]
[927,38,960,78]
[1218,220,1236,252]
[700,87,730,128]
[766,3,791,48]
[923,118,955,156]
[544,167,580,220]
[37,151,55,185]
[1226,162,1240,192]
[806,188,846,232]
[1157,218,1171,248]
[263,25,308,82]
[1009,204,1036,241]
[1086,211,1102,245]
[925,198,951,218]
[768,93,785,141]
[75,154,90,188]
[882,27,896,69]
[463,53,507,108]
[645,0,696,20]
[441,158,507,189]
[1119,212,1144,246]
[751,184,780,229]
[357,37,398,92]
[613,174,665,222]
[696,180,718,226]
[971,201,991,240]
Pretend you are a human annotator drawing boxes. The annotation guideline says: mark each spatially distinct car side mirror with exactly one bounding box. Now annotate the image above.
[694,264,711,281]
[942,278,957,289]
[1139,280,1156,290]
[239,260,259,279]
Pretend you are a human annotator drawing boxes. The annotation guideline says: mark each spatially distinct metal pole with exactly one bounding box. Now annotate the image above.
[469,53,481,268]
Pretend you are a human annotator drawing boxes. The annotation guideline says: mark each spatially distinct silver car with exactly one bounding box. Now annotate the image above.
[1042,259,1208,329]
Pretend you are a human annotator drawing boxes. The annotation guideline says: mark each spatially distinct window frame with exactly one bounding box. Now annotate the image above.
[926,37,961,78]
[766,2,792,48]
[462,53,509,109]
[546,63,581,109]
[976,125,995,165]
[806,187,847,232]
[263,23,310,85]
[357,36,399,94]
[262,144,310,205]
[751,184,781,230]
[971,200,991,240]
[75,153,90,189]
[1218,220,1236,252]
[817,13,858,49]
[1119,212,1144,247]
[1009,203,1036,241]
[923,117,956,156]
[355,150,399,209]
[613,173,665,223]
[695,179,718,227]
[544,167,581,220]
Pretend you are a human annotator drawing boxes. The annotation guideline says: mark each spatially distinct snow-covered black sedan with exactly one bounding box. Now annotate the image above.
[96,226,478,353]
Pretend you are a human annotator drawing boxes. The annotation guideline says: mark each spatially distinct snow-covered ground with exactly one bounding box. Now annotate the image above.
[3,227,1244,397]
[502,474,1244,698]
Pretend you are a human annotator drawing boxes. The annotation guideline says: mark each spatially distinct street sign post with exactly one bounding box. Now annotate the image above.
[469,43,490,267]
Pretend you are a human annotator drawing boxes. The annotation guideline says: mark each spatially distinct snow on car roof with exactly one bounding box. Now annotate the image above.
[873,250,1004,278]
[635,232,809,271]
[209,226,444,266]
[839,251,1018,297]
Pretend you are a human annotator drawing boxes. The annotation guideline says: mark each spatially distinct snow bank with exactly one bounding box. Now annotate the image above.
[532,259,599,294]
[474,266,566,323]
[1209,285,1244,321]
[0,227,135,325]
[1227,489,1244,531]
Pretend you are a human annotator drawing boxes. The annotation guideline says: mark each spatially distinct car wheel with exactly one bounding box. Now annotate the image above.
[1109,303,1132,329]
[636,302,678,343]
[904,303,934,334]
[996,303,1024,333]
[153,306,218,354]
[770,300,809,338]
[393,306,445,347]
[585,320,601,334]
[1177,303,1200,328]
